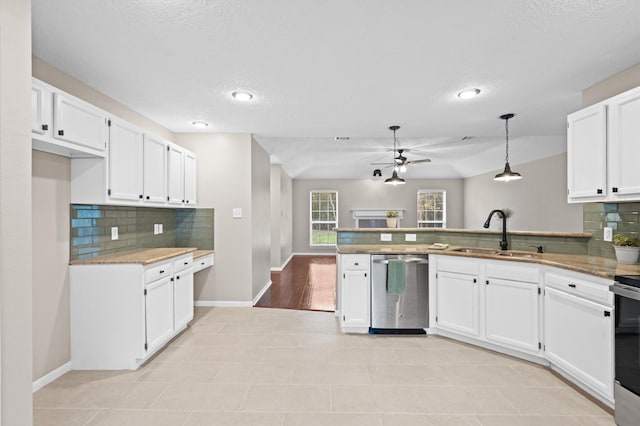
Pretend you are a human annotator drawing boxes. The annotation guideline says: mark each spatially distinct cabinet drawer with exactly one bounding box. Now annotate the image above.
[341,254,369,270]
[545,269,613,306]
[436,256,479,275]
[173,255,193,273]
[193,254,214,273]
[486,261,540,284]
[145,261,172,284]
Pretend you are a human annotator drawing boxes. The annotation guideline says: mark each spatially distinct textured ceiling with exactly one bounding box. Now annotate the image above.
[31,0,640,178]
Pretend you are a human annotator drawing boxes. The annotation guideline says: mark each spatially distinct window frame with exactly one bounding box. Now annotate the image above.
[417,189,447,228]
[309,190,338,246]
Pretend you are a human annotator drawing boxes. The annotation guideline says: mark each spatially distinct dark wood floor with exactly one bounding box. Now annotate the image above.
[255,255,336,312]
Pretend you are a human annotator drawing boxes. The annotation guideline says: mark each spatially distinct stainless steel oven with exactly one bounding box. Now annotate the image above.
[611,275,640,425]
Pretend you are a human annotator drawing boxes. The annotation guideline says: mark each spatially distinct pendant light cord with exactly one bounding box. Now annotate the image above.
[504,116,510,164]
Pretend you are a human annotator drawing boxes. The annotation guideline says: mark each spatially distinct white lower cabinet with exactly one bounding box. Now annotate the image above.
[70,253,194,370]
[544,275,614,403]
[436,270,480,338]
[145,275,175,353]
[339,254,370,333]
[484,262,541,355]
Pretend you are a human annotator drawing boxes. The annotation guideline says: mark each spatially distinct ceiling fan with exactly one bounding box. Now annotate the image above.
[371,126,431,173]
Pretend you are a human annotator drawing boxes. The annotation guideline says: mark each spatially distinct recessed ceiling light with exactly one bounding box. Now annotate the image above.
[191,121,209,128]
[457,88,481,99]
[231,90,254,102]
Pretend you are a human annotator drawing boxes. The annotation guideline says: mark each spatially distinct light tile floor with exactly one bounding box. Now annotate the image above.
[34,307,615,425]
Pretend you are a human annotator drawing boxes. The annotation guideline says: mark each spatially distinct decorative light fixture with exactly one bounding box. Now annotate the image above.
[384,125,406,185]
[494,113,522,182]
[191,120,209,128]
[231,90,254,102]
[457,88,481,99]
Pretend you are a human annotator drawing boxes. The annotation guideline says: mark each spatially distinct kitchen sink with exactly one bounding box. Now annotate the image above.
[450,247,500,255]
[497,251,541,259]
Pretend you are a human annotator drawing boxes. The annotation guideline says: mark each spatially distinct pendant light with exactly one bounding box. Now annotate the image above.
[494,113,522,182]
[384,125,406,185]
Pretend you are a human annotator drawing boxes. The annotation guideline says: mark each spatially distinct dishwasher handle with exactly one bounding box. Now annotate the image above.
[372,258,429,265]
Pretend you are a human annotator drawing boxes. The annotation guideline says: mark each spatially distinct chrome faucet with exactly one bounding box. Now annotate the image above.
[483,209,508,250]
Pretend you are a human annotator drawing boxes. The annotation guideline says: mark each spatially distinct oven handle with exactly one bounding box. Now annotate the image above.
[611,283,640,301]
[373,258,429,264]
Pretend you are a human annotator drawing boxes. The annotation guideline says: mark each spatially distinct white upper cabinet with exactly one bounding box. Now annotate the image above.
[31,78,106,158]
[567,105,607,201]
[167,144,185,205]
[608,88,640,198]
[142,134,168,204]
[31,80,51,136]
[184,150,197,205]
[108,118,144,202]
[568,85,640,203]
[53,92,108,152]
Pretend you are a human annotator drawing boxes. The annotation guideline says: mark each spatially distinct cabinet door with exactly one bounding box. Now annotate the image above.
[485,278,540,353]
[174,268,194,330]
[184,151,197,205]
[53,92,107,152]
[167,144,184,205]
[143,134,168,204]
[341,270,370,330]
[609,88,640,197]
[567,105,607,201]
[436,271,479,337]
[544,287,613,399]
[145,276,174,353]
[108,118,144,202]
[32,81,50,136]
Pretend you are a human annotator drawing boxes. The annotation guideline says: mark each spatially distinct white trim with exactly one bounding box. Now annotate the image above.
[252,280,272,305]
[292,252,337,256]
[194,300,253,307]
[270,253,294,272]
[32,362,72,393]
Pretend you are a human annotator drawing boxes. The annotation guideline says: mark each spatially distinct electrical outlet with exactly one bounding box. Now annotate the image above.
[111,226,119,240]
[380,233,392,242]
[604,227,613,242]
[233,208,243,218]
[405,233,417,242]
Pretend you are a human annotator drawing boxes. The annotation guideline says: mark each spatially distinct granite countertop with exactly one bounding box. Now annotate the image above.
[337,244,640,280]
[193,249,215,260]
[70,247,198,265]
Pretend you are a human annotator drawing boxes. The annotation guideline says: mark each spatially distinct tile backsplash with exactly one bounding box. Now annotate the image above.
[71,204,214,260]
[584,202,640,258]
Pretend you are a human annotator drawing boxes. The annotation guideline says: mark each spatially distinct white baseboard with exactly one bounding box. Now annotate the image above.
[271,253,294,272]
[252,280,272,305]
[194,300,253,307]
[33,361,72,393]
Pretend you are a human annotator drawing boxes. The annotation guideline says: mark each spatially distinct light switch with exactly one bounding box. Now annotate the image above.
[153,224,158,235]
[158,223,163,234]
[604,227,613,242]
[233,208,243,218]
[111,226,119,240]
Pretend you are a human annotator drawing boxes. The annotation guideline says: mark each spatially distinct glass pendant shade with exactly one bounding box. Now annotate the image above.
[494,113,522,182]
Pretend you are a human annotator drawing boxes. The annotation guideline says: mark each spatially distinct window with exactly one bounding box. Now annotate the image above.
[417,190,446,228]
[310,191,338,245]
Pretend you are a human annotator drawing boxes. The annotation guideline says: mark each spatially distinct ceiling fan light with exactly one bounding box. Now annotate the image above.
[384,170,406,185]
[191,120,209,128]
[399,164,407,173]
[494,162,522,182]
[457,88,481,99]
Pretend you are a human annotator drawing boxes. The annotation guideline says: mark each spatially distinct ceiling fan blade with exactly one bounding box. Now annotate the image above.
[370,161,395,165]
[406,158,432,165]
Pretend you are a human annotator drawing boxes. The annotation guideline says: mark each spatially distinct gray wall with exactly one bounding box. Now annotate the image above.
[250,138,272,298]
[270,165,293,268]
[32,151,70,383]
[292,178,464,253]
[1,0,33,422]
[463,153,583,232]
[175,133,253,302]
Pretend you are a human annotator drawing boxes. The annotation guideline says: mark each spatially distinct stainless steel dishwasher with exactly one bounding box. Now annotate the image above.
[370,254,429,334]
